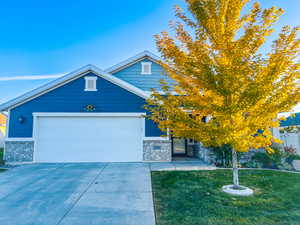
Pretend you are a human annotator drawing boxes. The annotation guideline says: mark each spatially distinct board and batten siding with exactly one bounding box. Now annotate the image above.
[8,72,163,138]
[112,59,174,91]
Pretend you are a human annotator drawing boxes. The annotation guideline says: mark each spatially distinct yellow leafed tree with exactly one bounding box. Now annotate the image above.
[146,0,300,189]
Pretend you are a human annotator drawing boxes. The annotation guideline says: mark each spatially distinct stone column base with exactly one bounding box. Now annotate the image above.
[4,140,172,163]
[4,141,34,162]
[143,140,172,162]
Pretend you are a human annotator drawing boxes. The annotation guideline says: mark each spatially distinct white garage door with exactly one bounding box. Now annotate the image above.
[34,114,144,162]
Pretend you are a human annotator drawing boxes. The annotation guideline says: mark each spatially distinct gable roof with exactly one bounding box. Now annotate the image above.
[104,50,162,74]
[0,64,149,111]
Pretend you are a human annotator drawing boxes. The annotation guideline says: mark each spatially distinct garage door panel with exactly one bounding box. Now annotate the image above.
[35,116,143,162]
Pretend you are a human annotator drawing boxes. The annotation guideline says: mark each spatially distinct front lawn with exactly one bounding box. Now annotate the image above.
[152,170,300,225]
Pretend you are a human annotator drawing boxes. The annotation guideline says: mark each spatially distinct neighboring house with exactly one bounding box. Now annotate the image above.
[0,113,6,148]
[0,51,201,163]
[280,113,300,127]
[280,113,300,154]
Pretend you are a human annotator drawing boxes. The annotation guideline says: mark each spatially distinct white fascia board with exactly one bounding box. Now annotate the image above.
[145,91,178,95]
[33,112,146,117]
[143,137,170,141]
[0,64,150,111]
[104,50,162,74]
[5,138,34,141]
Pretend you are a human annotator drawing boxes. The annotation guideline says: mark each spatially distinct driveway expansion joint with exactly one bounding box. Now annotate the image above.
[56,163,108,225]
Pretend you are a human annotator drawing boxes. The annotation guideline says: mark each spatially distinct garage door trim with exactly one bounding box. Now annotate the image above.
[32,112,146,162]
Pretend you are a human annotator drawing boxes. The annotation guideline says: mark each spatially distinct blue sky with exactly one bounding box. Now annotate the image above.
[0,0,299,106]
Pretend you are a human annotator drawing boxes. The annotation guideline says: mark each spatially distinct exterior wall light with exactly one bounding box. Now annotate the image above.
[18,116,25,124]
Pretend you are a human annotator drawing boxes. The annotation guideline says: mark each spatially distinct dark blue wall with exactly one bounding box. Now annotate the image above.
[9,72,163,137]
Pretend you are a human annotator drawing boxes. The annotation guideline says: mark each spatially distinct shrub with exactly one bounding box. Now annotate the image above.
[251,152,279,169]
[245,145,300,170]
[210,144,236,168]
[284,146,297,154]
[242,160,263,168]
[211,143,300,170]
[286,154,300,164]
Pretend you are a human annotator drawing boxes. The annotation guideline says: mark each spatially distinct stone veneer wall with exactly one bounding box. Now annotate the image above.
[4,141,34,162]
[195,144,216,164]
[143,140,172,161]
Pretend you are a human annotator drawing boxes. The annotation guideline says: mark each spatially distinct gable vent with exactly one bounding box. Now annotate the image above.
[141,62,152,75]
[84,76,98,91]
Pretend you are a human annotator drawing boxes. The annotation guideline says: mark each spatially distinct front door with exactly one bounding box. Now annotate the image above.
[172,138,187,156]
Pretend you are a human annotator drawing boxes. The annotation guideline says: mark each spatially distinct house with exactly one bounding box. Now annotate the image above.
[280,113,300,128]
[0,51,203,163]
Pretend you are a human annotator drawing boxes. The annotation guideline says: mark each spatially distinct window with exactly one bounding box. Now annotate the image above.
[141,62,152,74]
[188,139,198,145]
[84,76,97,91]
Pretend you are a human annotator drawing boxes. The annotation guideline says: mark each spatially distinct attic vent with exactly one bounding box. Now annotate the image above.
[84,76,98,91]
[141,62,152,74]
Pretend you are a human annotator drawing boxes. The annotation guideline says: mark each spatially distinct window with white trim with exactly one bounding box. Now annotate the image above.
[84,76,98,91]
[141,62,152,74]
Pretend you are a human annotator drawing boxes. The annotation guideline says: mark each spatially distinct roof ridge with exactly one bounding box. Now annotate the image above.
[104,50,161,73]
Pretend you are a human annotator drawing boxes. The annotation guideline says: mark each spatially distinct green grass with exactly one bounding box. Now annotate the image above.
[151,170,300,225]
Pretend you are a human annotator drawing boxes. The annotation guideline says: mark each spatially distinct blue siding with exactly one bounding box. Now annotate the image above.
[280,113,300,127]
[112,59,174,91]
[9,72,163,138]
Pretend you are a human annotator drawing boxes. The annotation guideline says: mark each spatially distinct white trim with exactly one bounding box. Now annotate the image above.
[32,114,38,162]
[145,91,178,95]
[141,62,152,75]
[143,137,169,141]
[0,64,149,111]
[84,76,98,91]
[104,50,161,74]
[141,117,146,155]
[5,109,10,139]
[32,112,146,117]
[5,138,34,141]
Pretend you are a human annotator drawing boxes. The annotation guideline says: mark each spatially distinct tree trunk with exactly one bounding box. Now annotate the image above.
[232,148,239,188]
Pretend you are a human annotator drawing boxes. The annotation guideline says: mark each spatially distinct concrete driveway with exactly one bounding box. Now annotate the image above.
[0,163,156,225]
